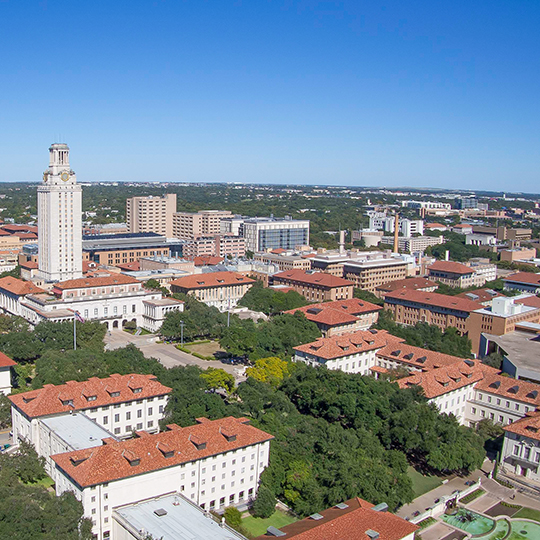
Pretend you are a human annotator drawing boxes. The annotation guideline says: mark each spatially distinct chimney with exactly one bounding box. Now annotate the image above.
[445,250,450,261]
[339,230,346,255]
[393,213,399,253]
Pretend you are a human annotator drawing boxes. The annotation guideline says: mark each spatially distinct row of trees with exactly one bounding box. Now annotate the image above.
[161,293,321,360]
[238,281,308,315]
[375,310,473,358]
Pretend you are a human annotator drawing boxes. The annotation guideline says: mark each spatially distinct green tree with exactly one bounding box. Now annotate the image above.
[200,368,235,393]
[482,352,504,370]
[223,506,243,528]
[252,485,276,518]
[239,281,308,315]
[353,288,384,306]
[0,393,11,428]
[144,279,170,296]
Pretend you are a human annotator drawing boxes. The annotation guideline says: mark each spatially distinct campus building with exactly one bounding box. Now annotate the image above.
[52,416,272,540]
[170,271,256,311]
[0,351,16,395]
[503,272,540,294]
[126,194,177,237]
[254,497,418,540]
[181,234,246,259]
[172,210,232,240]
[272,270,354,302]
[10,374,171,442]
[285,298,382,336]
[240,217,310,252]
[38,143,83,282]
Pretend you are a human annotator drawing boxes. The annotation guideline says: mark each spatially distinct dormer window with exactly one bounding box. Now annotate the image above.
[442,382,449,387]
[508,386,519,394]
[123,450,141,466]
[132,387,142,394]
[391,350,401,357]
[190,434,207,450]
[62,399,74,406]
[417,356,427,364]
[70,455,88,467]
[86,395,97,402]
[157,442,175,458]
[110,391,120,398]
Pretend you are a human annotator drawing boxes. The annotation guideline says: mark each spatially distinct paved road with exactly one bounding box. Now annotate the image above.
[0,429,11,448]
[104,331,246,382]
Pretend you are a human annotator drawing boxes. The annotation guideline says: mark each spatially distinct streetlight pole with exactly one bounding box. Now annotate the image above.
[179,320,184,346]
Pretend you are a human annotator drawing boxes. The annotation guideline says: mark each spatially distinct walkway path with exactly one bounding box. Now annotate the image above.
[104,330,246,382]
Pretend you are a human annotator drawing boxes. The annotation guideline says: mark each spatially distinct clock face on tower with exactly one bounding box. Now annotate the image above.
[61,171,70,182]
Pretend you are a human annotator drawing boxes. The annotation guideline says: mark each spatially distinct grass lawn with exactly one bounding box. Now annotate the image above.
[242,510,297,537]
[407,466,442,497]
[514,507,540,522]
[26,475,55,489]
[186,341,225,357]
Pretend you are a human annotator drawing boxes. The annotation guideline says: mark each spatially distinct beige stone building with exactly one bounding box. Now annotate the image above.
[172,210,232,240]
[126,194,177,237]
[272,270,354,302]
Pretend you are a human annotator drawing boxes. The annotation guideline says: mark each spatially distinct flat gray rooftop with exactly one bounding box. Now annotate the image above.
[114,493,247,540]
[483,331,540,373]
[41,413,116,451]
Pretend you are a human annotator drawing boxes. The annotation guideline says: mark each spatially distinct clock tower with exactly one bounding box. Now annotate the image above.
[37,143,83,282]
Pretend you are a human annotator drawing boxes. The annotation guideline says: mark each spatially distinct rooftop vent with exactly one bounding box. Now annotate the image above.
[369,329,378,334]
[372,502,388,512]
[464,360,475,367]
[266,526,286,537]
[307,308,323,315]
[154,508,167,517]
[366,530,380,540]
[309,513,324,520]
[335,502,349,510]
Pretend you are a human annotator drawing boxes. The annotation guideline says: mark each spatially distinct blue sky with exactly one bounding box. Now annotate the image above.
[1,1,539,191]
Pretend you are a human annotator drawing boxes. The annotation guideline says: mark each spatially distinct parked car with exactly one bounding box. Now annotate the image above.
[412,511,420,517]
[465,480,474,486]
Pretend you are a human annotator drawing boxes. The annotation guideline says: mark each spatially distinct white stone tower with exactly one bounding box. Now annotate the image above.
[37,143,83,282]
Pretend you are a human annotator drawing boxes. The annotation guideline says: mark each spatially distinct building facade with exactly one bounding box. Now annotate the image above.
[170,271,255,311]
[182,235,245,259]
[272,270,354,302]
[51,416,272,540]
[38,143,83,282]
[126,194,177,237]
[241,217,310,252]
[172,210,232,240]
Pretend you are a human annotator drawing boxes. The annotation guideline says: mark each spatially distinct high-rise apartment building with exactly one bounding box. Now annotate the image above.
[172,210,232,239]
[126,194,177,237]
[38,144,83,282]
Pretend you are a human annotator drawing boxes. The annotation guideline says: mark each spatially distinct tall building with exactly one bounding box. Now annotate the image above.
[38,144,83,282]
[126,194,177,237]
[241,217,310,252]
[172,210,232,239]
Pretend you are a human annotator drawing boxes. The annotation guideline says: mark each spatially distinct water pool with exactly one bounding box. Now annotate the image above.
[474,519,510,540]
[442,509,495,535]
[507,519,540,539]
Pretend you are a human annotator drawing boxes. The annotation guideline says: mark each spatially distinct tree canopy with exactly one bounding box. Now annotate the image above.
[238,281,308,315]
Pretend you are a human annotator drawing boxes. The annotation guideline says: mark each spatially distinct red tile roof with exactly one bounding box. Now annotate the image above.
[170,271,255,290]
[384,289,483,312]
[274,270,354,289]
[294,329,402,361]
[504,272,540,286]
[376,343,466,371]
[0,352,16,368]
[116,261,140,271]
[453,224,473,229]
[193,255,224,266]
[504,412,540,442]
[17,232,38,240]
[53,273,140,290]
[425,223,447,228]
[286,298,382,327]
[376,277,437,294]
[0,276,45,296]
[82,260,100,273]
[20,261,39,270]
[52,416,273,488]
[428,260,475,275]
[516,295,540,308]
[397,361,496,398]
[474,373,540,406]
[9,374,171,418]
[1,224,38,234]
[456,288,504,304]
[254,497,418,540]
